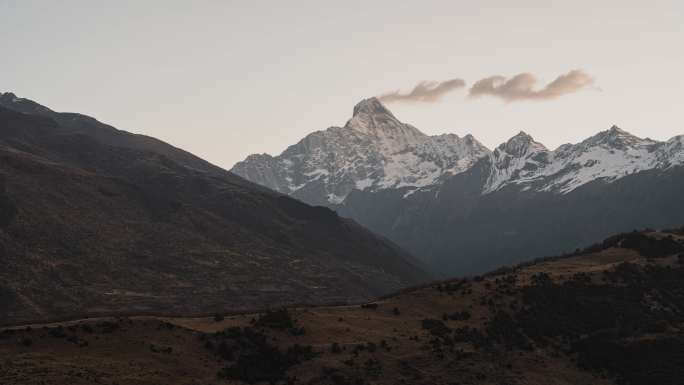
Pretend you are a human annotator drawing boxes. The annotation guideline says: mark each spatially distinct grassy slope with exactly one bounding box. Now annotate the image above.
[0,105,429,324]
[2,229,683,385]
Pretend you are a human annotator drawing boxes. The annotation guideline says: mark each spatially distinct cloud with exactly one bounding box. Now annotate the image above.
[378,78,466,104]
[468,70,595,102]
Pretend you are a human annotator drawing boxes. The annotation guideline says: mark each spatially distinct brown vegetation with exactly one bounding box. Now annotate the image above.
[2,229,682,384]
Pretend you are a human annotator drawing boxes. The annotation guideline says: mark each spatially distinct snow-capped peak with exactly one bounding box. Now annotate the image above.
[497,131,548,157]
[582,125,656,150]
[483,125,682,194]
[352,97,394,118]
[232,98,490,205]
[344,97,425,143]
[656,135,684,166]
[484,131,551,193]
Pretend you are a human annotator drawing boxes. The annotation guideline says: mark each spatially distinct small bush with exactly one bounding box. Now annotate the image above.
[255,309,295,330]
[48,326,66,338]
[363,358,382,379]
[97,321,119,334]
[446,311,471,321]
[149,344,173,354]
[206,327,316,384]
[421,319,450,337]
[486,311,530,350]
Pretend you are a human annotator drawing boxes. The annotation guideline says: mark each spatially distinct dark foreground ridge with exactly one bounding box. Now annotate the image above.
[2,228,683,385]
[0,93,430,325]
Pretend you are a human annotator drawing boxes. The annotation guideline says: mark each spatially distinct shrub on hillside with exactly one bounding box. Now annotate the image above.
[206,326,316,384]
[255,309,295,330]
[421,319,450,337]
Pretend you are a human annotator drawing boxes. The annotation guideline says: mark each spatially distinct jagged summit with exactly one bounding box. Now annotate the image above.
[498,130,547,157]
[352,97,394,118]
[482,124,683,194]
[232,97,489,204]
[574,125,655,153]
[514,130,532,138]
[344,97,420,140]
[597,125,635,140]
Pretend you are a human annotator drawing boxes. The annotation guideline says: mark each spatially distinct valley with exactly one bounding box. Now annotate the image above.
[3,3,682,385]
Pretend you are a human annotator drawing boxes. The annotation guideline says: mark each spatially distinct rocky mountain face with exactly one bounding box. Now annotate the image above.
[232,98,490,205]
[483,126,683,194]
[234,98,684,275]
[0,92,430,325]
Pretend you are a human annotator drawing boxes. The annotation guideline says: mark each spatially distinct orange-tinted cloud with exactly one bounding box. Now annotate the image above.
[378,78,466,104]
[469,70,594,102]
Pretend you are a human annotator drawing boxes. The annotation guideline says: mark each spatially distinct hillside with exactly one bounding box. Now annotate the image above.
[2,229,683,385]
[0,94,429,325]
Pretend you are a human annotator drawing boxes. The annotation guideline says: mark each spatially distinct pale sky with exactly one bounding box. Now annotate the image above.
[1,0,682,169]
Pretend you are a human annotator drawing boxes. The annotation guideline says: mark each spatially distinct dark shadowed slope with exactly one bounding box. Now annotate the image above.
[0,96,429,325]
[0,92,225,175]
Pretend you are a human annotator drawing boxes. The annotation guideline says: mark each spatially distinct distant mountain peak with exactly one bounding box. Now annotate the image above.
[506,130,534,144]
[233,97,490,204]
[352,97,394,118]
[344,97,411,137]
[604,125,636,140]
[498,130,547,157]
[583,125,653,150]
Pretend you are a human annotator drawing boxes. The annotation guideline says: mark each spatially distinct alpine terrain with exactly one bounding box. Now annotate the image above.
[233,98,684,275]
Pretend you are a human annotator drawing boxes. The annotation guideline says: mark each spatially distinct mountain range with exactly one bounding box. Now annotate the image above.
[0,92,429,325]
[233,97,684,275]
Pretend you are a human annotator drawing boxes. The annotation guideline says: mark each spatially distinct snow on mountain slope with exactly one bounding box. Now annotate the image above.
[233,97,684,204]
[483,126,684,194]
[231,97,490,205]
[483,131,550,193]
[656,135,684,166]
